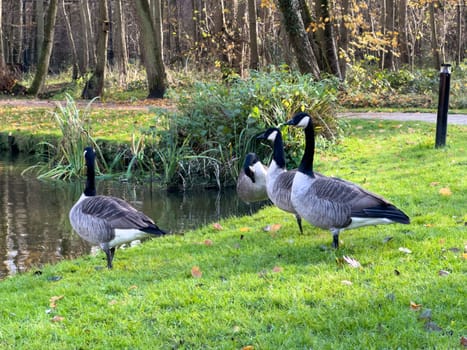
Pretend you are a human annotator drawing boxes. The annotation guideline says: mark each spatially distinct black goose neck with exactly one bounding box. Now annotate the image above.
[273,131,286,169]
[84,154,97,196]
[298,122,315,176]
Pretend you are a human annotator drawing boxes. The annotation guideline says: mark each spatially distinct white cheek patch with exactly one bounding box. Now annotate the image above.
[267,130,278,142]
[297,116,310,128]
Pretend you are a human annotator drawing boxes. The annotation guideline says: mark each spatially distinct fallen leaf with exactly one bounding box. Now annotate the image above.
[460,336,467,347]
[108,300,118,305]
[439,187,452,196]
[425,321,442,332]
[191,266,203,278]
[49,295,64,308]
[212,223,223,230]
[463,253,467,260]
[399,247,412,254]
[128,285,138,290]
[263,223,281,232]
[204,239,213,246]
[419,308,432,320]
[242,346,254,350]
[341,280,353,286]
[343,255,361,268]
[51,315,65,322]
[438,270,450,276]
[239,227,250,232]
[272,266,283,273]
[382,236,393,243]
[410,301,422,310]
[430,182,440,186]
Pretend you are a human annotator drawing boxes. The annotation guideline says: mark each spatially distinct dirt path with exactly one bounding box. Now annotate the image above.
[0,98,466,125]
[338,111,467,125]
[0,98,175,111]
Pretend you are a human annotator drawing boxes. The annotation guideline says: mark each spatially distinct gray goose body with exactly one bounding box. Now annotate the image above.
[69,147,167,268]
[286,112,410,248]
[257,128,307,234]
[236,153,268,204]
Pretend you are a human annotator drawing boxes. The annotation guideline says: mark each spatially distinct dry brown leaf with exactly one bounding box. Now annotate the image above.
[270,223,282,232]
[212,223,223,230]
[51,315,65,322]
[410,301,422,310]
[460,336,467,347]
[272,266,283,273]
[430,182,440,186]
[242,346,254,350]
[49,295,64,308]
[129,285,138,290]
[191,266,202,278]
[204,239,213,246]
[439,187,452,196]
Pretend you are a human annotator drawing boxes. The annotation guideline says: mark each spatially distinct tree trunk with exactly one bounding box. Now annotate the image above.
[36,0,44,64]
[277,0,320,78]
[247,0,259,69]
[60,0,79,79]
[82,0,109,99]
[0,0,4,69]
[429,1,441,69]
[113,0,129,85]
[28,0,58,97]
[315,0,341,78]
[382,0,395,69]
[135,0,167,98]
[398,0,409,66]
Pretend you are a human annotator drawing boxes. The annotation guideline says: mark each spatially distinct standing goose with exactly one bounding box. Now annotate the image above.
[286,112,410,248]
[236,153,269,204]
[69,147,167,269]
[257,127,305,234]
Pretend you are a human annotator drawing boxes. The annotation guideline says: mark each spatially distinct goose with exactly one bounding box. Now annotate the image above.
[257,127,306,234]
[69,147,167,269]
[286,112,410,248]
[236,152,269,204]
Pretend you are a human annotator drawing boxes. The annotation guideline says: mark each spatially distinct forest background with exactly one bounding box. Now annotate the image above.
[0,0,465,189]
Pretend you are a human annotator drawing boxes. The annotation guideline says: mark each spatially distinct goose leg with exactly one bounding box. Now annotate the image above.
[101,243,114,269]
[331,229,340,249]
[295,214,304,234]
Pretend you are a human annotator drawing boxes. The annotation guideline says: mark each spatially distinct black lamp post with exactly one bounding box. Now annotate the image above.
[435,63,451,148]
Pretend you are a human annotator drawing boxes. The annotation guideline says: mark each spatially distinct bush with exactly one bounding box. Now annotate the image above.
[170,67,340,185]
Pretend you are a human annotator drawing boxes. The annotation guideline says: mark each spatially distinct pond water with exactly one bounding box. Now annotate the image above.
[0,156,267,279]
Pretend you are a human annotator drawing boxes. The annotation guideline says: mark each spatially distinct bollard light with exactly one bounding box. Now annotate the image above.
[435,63,451,148]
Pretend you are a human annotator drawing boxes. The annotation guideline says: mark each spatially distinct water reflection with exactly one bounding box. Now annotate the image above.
[0,156,267,279]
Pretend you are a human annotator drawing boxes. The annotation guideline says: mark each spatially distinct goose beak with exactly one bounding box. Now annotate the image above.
[285,119,294,126]
[256,132,266,139]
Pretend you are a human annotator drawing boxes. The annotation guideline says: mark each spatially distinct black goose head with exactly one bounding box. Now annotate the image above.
[256,127,281,142]
[243,152,260,183]
[285,112,312,129]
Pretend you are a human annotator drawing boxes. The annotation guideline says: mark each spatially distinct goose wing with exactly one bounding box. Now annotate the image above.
[80,195,156,229]
[312,176,409,224]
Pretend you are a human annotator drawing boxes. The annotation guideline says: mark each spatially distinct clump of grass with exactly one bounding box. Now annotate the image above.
[22,94,107,180]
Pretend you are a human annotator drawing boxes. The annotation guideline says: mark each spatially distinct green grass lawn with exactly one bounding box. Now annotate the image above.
[0,119,465,349]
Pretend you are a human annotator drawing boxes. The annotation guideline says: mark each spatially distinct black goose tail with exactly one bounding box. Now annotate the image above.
[142,225,168,236]
[354,204,410,224]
